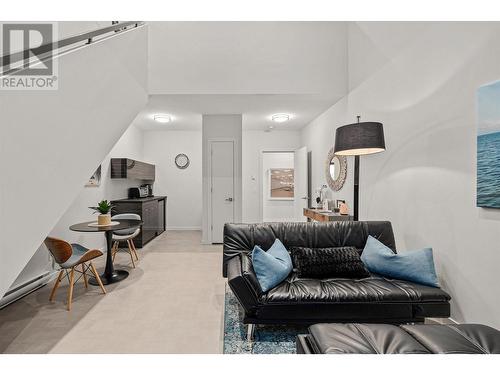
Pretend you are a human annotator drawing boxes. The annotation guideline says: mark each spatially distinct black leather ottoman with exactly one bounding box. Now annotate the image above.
[297,323,500,354]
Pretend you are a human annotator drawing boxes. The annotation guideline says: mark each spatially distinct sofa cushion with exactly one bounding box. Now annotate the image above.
[361,235,439,287]
[291,246,370,279]
[264,272,451,304]
[251,239,293,292]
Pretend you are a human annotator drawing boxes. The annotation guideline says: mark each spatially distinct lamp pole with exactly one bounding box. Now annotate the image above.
[354,154,360,221]
[353,115,361,221]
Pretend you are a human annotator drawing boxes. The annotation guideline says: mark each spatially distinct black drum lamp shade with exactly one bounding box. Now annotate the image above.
[333,118,386,221]
[334,122,385,156]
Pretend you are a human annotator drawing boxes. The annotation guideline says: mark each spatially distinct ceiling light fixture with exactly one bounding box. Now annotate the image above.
[271,113,290,123]
[154,114,172,123]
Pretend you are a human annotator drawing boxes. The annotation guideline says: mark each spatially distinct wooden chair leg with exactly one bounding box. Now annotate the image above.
[67,268,75,311]
[112,241,119,261]
[49,270,64,302]
[127,240,136,268]
[89,261,106,294]
[130,239,139,261]
[81,263,88,288]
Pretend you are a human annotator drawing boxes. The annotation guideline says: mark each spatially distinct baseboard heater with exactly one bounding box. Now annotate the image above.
[0,271,58,309]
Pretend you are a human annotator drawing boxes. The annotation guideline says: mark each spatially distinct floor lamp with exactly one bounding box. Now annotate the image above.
[334,116,386,221]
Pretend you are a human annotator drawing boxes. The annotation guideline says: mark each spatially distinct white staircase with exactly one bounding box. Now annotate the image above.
[0,24,148,299]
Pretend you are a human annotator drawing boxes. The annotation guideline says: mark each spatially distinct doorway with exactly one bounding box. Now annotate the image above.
[260,147,308,222]
[209,140,235,243]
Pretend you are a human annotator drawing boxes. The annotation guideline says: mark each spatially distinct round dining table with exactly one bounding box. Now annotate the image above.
[69,219,143,285]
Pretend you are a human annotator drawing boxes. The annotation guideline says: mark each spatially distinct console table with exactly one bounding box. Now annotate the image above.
[303,208,353,222]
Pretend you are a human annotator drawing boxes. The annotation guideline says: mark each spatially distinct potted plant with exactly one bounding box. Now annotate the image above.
[89,200,114,226]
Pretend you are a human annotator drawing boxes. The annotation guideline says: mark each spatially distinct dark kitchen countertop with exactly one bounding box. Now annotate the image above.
[111,196,167,203]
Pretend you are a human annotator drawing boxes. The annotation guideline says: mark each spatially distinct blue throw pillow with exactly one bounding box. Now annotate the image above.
[361,235,439,288]
[251,239,293,292]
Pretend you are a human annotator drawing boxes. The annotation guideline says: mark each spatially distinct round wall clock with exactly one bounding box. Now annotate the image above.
[175,153,190,169]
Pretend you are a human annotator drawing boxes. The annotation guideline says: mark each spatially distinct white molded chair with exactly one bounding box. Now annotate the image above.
[111,213,141,268]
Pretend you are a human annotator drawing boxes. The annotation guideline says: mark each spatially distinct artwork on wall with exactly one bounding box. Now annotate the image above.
[268,168,294,200]
[85,165,101,187]
[477,80,500,208]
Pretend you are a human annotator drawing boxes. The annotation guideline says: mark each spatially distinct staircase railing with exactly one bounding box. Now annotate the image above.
[1,21,144,75]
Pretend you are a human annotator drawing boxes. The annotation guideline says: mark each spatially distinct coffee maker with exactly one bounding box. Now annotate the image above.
[141,184,153,197]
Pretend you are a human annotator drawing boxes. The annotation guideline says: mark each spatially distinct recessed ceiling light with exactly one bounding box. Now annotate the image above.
[154,114,172,123]
[271,113,290,123]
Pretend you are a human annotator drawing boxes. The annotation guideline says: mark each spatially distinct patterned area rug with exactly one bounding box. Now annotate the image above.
[223,285,307,354]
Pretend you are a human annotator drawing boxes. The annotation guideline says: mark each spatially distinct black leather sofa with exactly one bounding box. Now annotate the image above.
[297,323,500,354]
[223,221,451,328]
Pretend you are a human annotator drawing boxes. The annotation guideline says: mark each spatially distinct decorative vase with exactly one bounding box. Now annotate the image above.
[339,203,349,215]
[98,213,111,226]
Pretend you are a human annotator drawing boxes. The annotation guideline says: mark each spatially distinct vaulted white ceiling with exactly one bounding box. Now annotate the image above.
[141,22,349,130]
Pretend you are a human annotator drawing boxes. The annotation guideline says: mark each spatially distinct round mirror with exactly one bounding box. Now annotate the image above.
[175,153,190,169]
[325,148,347,191]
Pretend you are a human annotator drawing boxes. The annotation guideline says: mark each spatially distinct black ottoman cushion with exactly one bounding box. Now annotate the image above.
[308,323,430,354]
[402,324,500,354]
[299,323,500,354]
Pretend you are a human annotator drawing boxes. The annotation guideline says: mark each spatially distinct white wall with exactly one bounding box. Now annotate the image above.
[148,22,348,97]
[143,130,202,230]
[262,152,295,222]
[202,115,242,243]
[301,22,500,329]
[0,26,148,299]
[242,130,301,222]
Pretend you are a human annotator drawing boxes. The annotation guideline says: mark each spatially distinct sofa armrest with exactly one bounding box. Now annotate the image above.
[227,254,262,315]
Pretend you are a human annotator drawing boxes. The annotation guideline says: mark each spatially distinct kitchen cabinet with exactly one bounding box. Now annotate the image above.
[110,158,155,181]
[111,196,166,248]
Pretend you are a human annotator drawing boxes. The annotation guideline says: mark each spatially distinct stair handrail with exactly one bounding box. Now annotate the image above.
[1,21,144,72]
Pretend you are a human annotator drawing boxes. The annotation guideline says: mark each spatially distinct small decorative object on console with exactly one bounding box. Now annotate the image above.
[89,200,114,226]
[339,202,349,215]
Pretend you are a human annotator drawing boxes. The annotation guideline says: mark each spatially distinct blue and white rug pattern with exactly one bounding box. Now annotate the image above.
[223,285,307,354]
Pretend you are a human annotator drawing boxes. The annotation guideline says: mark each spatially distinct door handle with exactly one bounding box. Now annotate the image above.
[225,197,233,202]
[301,196,309,200]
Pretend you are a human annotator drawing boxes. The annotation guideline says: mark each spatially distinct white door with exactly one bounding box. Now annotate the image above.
[211,141,235,243]
[294,146,308,222]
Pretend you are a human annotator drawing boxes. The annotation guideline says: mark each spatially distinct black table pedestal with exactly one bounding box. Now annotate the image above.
[88,229,129,285]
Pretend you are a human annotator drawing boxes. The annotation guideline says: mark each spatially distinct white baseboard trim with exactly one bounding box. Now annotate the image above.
[0,270,58,309]
[166,227,202,231]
